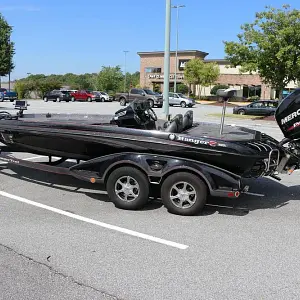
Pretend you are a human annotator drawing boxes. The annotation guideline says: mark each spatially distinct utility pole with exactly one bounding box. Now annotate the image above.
[172,4,185,93]
[123,50,129,92]
[8,25,14,92]
[163,0,171,119]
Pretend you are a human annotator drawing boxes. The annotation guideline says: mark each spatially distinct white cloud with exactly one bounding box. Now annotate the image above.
[0,5,40,12]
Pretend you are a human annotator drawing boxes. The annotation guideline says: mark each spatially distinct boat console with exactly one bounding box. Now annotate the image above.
[111,100,158,129]
[111,100,194,132]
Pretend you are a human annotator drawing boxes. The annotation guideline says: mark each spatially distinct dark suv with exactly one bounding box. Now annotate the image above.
[43,90,72,102]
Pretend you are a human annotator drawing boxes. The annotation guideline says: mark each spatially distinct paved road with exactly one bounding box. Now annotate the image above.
[1,100,300,300]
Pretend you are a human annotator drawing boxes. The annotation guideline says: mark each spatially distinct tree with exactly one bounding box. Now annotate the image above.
[176,83,189,94]
[0,13,15,86]
[184,58,220,98]
[95,66,124,92]
[224,5,300,100]
[14,81,33,99]
[35,78,62,98]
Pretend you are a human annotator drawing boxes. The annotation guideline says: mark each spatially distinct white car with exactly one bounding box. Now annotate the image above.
[94,91,110,102]
[168,92,195,108]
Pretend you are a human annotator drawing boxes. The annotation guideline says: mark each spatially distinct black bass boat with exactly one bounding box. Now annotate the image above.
[0,88,299,216]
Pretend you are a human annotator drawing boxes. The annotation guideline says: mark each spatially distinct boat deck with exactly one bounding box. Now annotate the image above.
[1,112,262,142]
[184,122,261,141]
[18,113,115,124]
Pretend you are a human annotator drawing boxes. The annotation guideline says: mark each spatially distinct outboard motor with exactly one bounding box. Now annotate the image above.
[275,89,300,140]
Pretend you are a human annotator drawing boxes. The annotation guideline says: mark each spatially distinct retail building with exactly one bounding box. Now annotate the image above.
[137,50,298,99]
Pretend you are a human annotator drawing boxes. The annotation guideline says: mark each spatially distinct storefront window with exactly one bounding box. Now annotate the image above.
[243,85,261,98]
[145,67,162,73]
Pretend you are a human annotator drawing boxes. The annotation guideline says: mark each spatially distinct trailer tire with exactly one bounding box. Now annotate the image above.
[161,172,207,216]
[106,166,149,210]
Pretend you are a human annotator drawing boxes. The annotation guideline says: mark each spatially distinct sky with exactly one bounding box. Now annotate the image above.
[1,0,299,80]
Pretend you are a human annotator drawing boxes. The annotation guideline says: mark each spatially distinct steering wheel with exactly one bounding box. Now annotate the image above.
[146,107,157,122]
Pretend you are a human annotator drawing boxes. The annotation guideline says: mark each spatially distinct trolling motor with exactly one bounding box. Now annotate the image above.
[216,88,237,135]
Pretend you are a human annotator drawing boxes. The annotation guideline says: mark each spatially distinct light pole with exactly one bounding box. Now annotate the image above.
[162,0,171,118]
[123,50,129,92]
[8,25,14,92]
[172,4,185,93]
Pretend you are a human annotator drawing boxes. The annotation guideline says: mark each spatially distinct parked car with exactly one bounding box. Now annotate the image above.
[115,88,163,107]
[233,100,278,116]
[168,92,195,108]
[93,91,111,102]
[43,90,72,102]
[70,90,100,102]
[0,88,18,102]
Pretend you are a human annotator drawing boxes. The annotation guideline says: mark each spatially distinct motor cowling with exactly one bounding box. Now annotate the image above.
[275,89,300,140]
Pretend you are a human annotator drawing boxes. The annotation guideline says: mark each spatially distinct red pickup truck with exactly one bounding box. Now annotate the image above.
[70,90,100,102]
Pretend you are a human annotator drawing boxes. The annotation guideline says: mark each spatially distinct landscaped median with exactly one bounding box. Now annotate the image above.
[195,100,250,106]
[207,113,276,121]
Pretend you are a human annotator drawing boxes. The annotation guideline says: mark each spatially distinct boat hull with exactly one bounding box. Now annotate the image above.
[0,120,274,177]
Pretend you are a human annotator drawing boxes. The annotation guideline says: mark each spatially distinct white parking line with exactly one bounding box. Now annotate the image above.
[0,191,189,250]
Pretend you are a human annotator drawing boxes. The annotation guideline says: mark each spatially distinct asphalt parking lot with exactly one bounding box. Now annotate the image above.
[1,100,300,300]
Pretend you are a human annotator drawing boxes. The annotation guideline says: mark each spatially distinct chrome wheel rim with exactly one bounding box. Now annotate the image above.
[169,181,197,209]
[115,176,140,202]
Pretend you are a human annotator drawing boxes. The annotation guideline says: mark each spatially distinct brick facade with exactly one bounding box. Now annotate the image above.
[138,50,276,99]
[138,50,207,89]
[216,74,271,99]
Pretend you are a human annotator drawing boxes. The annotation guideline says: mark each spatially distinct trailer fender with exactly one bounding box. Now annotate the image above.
[70,152,241,195]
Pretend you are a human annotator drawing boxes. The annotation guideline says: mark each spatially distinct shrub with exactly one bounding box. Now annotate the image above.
[247,95,260,101]
[176,84,189,94]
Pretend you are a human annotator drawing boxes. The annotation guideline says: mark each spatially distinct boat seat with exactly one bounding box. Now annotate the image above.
[183,110,193,130]
[164,114,183,133]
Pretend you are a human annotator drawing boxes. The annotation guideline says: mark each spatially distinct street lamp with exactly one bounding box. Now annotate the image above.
[162,0,171,118]
[172,4,185,93]
[123,50,129,92]
[8,25,14,92]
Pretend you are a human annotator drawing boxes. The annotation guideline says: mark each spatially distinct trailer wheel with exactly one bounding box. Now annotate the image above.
[161,172,207,216]
[106,167,149,210]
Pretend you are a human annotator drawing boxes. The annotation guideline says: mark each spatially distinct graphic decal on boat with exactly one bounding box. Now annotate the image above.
[287,121,300,131]
[168,134,226,147]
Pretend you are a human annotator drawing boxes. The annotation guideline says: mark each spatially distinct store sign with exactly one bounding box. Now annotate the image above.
[148,73,184,80]
[178,59,190,70]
